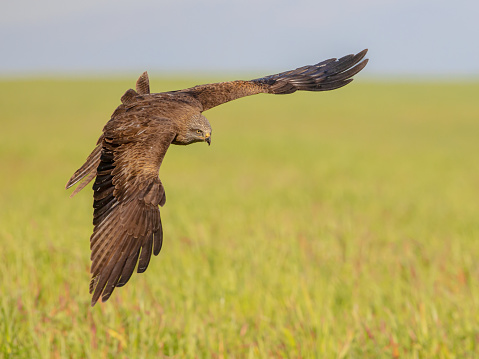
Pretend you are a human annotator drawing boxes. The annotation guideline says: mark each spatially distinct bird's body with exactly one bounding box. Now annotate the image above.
[66,49,369,306]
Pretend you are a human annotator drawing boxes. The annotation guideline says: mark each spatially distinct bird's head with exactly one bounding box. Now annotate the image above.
[184,114,212,145]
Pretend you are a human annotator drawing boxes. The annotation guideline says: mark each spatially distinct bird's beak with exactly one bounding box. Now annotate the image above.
[205,133,211,146]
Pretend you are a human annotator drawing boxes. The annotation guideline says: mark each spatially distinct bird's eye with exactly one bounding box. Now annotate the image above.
[196,129,202,134]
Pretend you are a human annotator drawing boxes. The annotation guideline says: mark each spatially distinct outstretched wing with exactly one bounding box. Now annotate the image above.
[70,115,176,306]
[181,49,368,112]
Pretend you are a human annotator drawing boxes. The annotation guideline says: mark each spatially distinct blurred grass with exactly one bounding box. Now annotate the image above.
[0,76,478,358]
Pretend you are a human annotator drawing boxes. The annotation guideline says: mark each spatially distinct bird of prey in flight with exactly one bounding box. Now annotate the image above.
[66,49,369,306]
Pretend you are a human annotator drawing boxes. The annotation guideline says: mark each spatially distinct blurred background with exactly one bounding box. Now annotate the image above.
[2,0,479,78]
[1,1,479,357]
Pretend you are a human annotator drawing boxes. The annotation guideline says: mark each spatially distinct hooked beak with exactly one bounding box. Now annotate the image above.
[205,133,211,146]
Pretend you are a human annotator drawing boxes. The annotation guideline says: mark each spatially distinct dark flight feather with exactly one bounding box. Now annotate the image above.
[180,49,368,111]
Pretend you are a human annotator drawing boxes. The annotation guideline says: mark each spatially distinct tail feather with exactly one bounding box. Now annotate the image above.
[66,137,103,196]
[69,170,97,198]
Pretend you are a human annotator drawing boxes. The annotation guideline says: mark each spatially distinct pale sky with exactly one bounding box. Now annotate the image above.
[1,0,478,77]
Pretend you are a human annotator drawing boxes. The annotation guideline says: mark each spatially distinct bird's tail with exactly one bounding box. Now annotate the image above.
[66,136,103,197]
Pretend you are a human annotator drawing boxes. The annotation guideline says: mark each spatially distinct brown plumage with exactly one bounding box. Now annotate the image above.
[66,49,369,306]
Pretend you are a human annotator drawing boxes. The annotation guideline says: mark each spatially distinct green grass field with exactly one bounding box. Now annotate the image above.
[1,76,478,358]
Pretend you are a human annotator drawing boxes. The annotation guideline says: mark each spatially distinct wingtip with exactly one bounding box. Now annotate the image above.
[91,291,102,307]
[101,293,112,303]
[355,49,368,62]
[356,58,369,75]
[90,290,113,306]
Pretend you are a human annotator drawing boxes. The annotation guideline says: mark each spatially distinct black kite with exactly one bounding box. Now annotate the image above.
[66,49,369,306]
